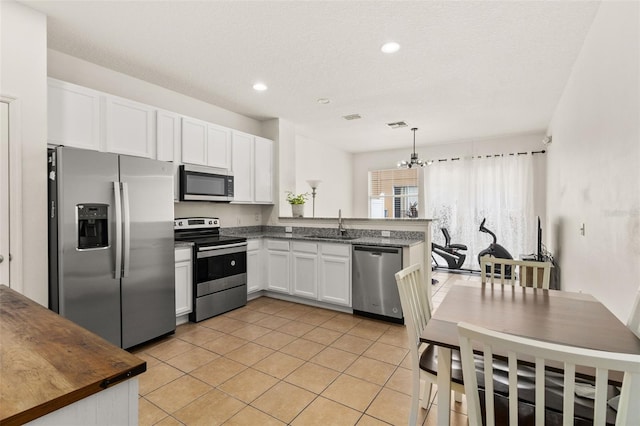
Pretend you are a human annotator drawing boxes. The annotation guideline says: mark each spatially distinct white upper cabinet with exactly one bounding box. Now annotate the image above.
[105,96,155,158]
[254,137,273,203]
[48,79,266,174]
[207,124,232,170]
[231,132,273,204]
[231,131,254,203]
[181,117,208,166]
[156,110,181,162]
[182,118,231,169]
[48,78,101,151]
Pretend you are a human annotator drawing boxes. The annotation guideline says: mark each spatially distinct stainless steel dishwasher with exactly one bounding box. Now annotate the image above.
[352,245,403,323]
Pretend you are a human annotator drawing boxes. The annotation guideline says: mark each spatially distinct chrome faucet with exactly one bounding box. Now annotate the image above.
[338,209,346,235]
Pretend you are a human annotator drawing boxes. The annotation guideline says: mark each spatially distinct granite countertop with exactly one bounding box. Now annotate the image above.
[221,231,423,248]
[0,285,146,426]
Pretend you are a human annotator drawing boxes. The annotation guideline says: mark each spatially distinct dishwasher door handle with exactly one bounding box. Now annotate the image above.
[353,245,401,255]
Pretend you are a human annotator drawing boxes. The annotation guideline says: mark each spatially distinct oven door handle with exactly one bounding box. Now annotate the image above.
[198,242,247,251]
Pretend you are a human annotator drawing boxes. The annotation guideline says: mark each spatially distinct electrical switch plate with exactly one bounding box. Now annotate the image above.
[285,226,293,233]
[381,230,391,237]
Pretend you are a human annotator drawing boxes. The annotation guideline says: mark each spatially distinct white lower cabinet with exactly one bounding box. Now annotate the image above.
[266,240,290,293]
[291,242,318,299]
[247,239,263,294]
[318,244,351,306]
[264,240,351,308]
[174,247,193,318]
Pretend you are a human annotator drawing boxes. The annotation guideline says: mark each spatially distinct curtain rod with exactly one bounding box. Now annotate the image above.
[434,150,546,163]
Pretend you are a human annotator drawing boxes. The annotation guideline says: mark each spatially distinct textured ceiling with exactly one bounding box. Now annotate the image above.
[22,1,600,153]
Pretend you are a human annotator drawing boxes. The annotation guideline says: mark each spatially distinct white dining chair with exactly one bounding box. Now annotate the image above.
[395,263,465,425]
[480,255,552,289]
[627,285,640,338]
[458,321,640,426]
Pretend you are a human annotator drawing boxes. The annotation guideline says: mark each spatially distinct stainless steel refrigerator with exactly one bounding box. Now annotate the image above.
[48,146,175,349]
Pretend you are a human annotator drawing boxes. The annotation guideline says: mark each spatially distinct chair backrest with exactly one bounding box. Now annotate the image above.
[395,263,431,352]
[627,286,640,338]
[458,322,640,426]
[442,227,452,246]
[480,255,551,289]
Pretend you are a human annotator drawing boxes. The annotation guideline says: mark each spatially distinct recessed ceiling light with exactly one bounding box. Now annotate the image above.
[317,98,331,104]
[253,82,268,91]
[381,42,400,54]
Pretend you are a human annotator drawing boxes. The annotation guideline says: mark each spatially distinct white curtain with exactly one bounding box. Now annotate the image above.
[426,154,540,269]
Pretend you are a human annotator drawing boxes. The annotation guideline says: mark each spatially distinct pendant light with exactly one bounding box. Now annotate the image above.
[397,127,425,168]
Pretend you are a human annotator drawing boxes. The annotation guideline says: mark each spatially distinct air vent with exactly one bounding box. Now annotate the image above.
[342,114,362,121]
[387,121,408,129]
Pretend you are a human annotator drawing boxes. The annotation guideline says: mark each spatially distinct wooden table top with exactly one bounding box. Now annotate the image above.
[422,281,640,355]
[0,285,146,426]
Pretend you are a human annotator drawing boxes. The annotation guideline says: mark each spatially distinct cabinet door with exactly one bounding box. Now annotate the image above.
[207,124,231,169]
[292,251,318,299]
[267,249,290,293]
[48,78,101,150]
[247,248,262,293]
[319,245,351,306]
[156,110,181,162]
[254,137,273,203]
[231,131,254,203]
[181,117,208,166]
[175,247,193,316]
[105,96,155,158]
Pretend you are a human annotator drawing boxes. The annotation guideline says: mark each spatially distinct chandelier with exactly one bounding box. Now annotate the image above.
[397,127,425,168]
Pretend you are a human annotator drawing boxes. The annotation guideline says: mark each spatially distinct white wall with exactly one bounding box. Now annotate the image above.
[0,1,48,304]
[294,134,353,218]
[547,1,639,321]
[352,132,547,218]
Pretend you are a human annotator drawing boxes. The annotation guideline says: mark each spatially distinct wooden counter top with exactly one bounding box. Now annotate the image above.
[0,285,146,426]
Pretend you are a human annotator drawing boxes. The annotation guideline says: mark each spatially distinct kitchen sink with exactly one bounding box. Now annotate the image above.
[304,235,359,241]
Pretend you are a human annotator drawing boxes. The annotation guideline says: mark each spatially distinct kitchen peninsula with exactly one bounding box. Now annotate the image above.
[0,285,145,426]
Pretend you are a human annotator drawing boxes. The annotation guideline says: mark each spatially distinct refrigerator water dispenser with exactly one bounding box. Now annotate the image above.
[77,204,108,249]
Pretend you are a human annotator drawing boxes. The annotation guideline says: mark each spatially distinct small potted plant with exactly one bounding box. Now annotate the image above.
[286,191,309,217]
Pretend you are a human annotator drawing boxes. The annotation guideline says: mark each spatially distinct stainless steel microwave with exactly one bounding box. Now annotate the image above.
[179,164,234,202]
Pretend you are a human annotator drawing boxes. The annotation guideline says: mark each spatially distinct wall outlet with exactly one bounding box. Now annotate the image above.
[285,226,293,233]
[381,230,391,237]
[255,214,260,222]
[237,217,241,225]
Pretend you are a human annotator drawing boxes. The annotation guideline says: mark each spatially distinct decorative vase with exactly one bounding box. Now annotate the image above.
[291,203,304,217]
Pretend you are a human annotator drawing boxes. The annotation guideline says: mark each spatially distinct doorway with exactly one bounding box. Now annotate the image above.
[0,101,9,285]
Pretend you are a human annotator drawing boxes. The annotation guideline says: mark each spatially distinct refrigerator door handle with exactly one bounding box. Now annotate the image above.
[113,181,122,279]
[122,182,131,278]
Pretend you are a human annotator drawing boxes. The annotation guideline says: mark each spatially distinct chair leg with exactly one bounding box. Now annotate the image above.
[409,370,420,425]
[454,391,463,403]
[420,379,432,409]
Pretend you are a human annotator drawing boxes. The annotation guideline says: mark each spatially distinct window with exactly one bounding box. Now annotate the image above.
[369,168,418,218]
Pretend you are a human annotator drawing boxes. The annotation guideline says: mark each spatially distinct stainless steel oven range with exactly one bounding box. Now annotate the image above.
[174,217,247,322]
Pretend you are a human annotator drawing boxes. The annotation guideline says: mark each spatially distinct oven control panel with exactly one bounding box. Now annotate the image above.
[174,217,219,230]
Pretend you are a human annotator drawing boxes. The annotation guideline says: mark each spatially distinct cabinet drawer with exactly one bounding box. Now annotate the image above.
[247,239,261,251]
[175,247,192,262]
[292,241,318,254]
[267,240,290,251]
[321,243,350,257]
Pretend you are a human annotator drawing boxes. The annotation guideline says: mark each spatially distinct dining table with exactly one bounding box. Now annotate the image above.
[420,280,640,425]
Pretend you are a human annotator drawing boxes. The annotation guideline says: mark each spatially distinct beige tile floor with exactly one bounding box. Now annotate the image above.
[133,271,477,425]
